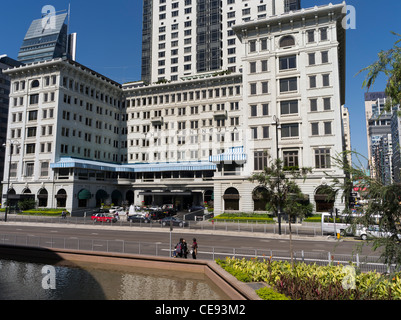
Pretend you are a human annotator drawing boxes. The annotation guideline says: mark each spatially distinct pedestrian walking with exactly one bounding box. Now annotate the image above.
[191,238,198,259]
[182,239,188,259]
[174,238,183,258]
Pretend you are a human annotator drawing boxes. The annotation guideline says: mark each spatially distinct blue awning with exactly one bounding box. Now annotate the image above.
[209,146,247,164]
[50,157,216,173]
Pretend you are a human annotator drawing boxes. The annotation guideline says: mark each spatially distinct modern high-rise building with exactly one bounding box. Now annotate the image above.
[341,105,352,167]
[2,1,348,215]
[17,11,76,65]
[364,92,396,183]
[391,111,401,183]
[141,0,301,83]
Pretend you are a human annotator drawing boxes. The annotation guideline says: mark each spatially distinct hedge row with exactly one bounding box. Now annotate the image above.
[212,213,274,223]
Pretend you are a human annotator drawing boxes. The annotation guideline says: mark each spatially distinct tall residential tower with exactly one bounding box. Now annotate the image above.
[141,0,301,83]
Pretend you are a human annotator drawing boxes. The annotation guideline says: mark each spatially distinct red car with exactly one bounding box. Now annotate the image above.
[91,213,117,223]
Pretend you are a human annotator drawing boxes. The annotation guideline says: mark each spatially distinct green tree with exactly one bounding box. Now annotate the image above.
[354,31,401,271]
[250,158,313,266]
[329,151,401,271]
[359,31,401,111]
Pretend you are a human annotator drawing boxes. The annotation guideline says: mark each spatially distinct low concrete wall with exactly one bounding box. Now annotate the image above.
[0,244,260,300]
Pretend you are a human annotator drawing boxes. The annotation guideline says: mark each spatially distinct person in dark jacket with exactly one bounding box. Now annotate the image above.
[191,238,198,259]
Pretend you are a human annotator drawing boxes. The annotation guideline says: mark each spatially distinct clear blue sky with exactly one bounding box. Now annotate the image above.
[1,0,400,168]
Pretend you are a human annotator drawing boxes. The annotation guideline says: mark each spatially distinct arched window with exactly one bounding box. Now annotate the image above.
[314,185,335,212]
[38,189,48,207]
[279,35,295,48]
[31,80,40,88]
[253,186,269,211]
[56,189,67,208]
[223,187,240,211]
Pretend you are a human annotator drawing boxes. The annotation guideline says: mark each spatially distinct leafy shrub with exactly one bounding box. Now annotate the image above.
[216,258,401,300]
[18,199,36,211]
[256,287,290,300]
[216,259,252,282]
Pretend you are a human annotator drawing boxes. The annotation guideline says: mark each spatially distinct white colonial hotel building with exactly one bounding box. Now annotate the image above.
[2,1,348,215]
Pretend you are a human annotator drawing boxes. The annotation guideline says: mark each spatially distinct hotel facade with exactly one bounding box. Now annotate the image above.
[2,1,348,215]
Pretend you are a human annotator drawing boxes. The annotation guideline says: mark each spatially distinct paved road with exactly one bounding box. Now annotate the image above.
[0,221,377,258]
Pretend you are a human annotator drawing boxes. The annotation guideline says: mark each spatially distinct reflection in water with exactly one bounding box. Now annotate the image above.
[0,259,228,300]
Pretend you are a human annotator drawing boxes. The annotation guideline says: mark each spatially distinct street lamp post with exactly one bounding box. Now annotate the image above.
[2,141,15,222]
[273,116,282,235]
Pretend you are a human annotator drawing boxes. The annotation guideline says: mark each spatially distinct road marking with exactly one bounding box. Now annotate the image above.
[50,230,58,233]
[91,233,99,235]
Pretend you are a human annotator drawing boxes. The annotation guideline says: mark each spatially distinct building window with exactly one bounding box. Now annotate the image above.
[250,105,257,117]
[279,77,297,93]
[249,41,257,52]
[27,127,37,138]
[308,53,315,65]
[28,110,38,121]
[262,126,269,139]
[320,27,328,41]
[280,100,298,115]
[311,122,319,136]
[260,38,268,50]
[315,148,331,168]
[29,94,39,105]
[310,99,318,112]
[261,81,269,94]
[31,80,40,88]
[26,143,36,154]
[279,55,296,70]
[321,51,329,63]
[309,75,316,88]
[41,162,49,177]
[279,35,295,48]
[25,163,35,177]
[307,30,315,43]
[262,104,269,115]
[323,98,331,110]
[250,83,257,95]
[324,121,332,135]
[261,60,268,72]
[251,127,258,139]
[254,151,269,171]
[283,151,299,168]
[322,74,330,87]
[281,123,299,138]
[250,61,256,73]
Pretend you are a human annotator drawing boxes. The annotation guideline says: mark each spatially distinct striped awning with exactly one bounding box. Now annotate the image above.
[209,146,247,164]
[126,162,216,173]
[50,157,216,173]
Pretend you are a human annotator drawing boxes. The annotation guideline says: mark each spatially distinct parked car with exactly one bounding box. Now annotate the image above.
[355,225,401,240]
[91,213,117,223]
[159,216,188,227]
[149,210,167,220]
[189,205,205,212]
[127,214,151,224]
[162,208,177,216]
[109,206,123,214]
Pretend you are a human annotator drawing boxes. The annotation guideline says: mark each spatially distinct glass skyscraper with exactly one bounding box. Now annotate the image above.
[17,12,72,64]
